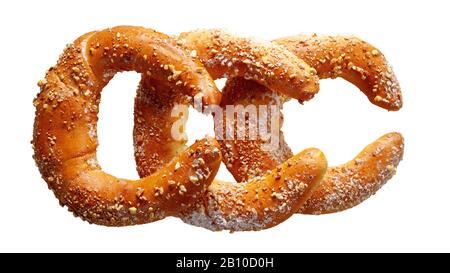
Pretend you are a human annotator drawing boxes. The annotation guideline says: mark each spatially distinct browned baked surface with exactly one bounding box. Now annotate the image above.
[134,32,404,227]
[33,26,223,226]
[217,35,404,215]
[133,30,328,231]
[34,27,403,230]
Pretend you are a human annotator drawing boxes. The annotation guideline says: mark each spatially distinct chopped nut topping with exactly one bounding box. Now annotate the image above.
[168,180,176,185]
[197,158,205,165]
[72,67,80,74]
[189,175,199,183]
[38,79,47,87]
[129,207,137,215]
[136,187,145,198]
[386,164,396,172]
[154,187,164,196]
[271,192,284,200]
[179,185,187,195]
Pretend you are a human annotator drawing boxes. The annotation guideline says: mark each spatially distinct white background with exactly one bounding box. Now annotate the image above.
[1,0,449,252]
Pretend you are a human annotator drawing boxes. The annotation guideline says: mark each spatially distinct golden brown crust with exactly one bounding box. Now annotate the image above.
[132,30,331,231]
[180,148,327,231]
[217,78,292,183]
[56,138,221,226]
[132,83,329,230]
[217,81,404,215]
[33,26,223,226]
[177,29,320,102]
[35,27,404,230]
[215,35,404,214]
[300,133,404,214]
[134,77,190,176]
[210,34,403,184]
[274,34,402,110]
[132,31,404,229]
